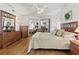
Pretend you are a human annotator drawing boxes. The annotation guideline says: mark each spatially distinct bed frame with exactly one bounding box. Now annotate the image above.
[61,21,78,33]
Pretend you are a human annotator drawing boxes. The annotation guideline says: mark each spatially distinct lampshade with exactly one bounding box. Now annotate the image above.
[75,27,79,33]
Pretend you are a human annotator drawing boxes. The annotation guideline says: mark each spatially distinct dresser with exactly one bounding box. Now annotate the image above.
[0,33,2,48]
[0,10,21,48]
[70,40,79,55]
[0,31,21,48]
[20,26,28,38]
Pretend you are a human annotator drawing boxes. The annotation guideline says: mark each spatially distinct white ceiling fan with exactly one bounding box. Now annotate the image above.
[34,4,47,14]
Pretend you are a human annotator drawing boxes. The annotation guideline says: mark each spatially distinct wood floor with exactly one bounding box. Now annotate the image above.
[0,38,70,55]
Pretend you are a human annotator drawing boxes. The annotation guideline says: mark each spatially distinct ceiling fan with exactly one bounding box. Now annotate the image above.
[34,4,47,14]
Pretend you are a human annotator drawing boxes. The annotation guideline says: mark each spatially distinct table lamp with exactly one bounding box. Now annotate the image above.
[75,27,79,40]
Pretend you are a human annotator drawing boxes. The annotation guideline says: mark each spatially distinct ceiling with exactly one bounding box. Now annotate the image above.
[8,3,66,17]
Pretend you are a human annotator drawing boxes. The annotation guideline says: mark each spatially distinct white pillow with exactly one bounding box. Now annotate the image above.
[63,34,74,38]
[63,32,77,38]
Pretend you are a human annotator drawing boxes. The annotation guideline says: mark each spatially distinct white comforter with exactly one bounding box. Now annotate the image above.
[27,32,75,53]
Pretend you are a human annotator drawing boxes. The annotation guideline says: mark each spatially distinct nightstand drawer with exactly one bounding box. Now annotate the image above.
[70,45,79,53]
[70,40,79,55]
[70,42,79,50]
[70,49,79,55]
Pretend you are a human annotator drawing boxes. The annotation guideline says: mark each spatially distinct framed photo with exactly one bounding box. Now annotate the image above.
[64,10,72,20]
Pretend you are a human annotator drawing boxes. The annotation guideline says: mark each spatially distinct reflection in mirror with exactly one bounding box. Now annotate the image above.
[2,17,14,32]
[29,18,50,33]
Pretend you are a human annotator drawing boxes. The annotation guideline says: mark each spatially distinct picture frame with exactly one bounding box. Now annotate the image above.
[64,10,72,20]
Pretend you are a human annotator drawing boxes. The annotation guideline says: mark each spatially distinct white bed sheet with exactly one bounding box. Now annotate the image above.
[27,32,76,53]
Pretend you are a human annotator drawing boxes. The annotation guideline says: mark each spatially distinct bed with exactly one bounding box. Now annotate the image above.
[27,21,78,53]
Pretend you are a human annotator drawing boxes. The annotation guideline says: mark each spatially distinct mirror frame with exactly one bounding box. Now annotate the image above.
[0,10,16,31]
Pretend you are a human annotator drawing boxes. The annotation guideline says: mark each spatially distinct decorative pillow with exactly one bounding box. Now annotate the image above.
[56,29,65,36]
[51,29,58,35]
[62,32,77,38]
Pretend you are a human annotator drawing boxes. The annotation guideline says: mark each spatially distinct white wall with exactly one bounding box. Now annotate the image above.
[50,16,61,32]
[0,3,16,15]
[59,3,79,23]
[16,15,29,31]
[17,16,29,26]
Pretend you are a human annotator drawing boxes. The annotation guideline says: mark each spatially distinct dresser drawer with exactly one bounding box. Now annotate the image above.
[2,32,21,48]
[0,34,2,48]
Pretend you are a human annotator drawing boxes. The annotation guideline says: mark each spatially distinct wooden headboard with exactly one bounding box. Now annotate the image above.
[61,21,78,32]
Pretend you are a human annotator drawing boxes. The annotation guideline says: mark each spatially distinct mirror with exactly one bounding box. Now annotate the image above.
[0,10,16,32]
[29,18,50,32]
[2,17,14,32]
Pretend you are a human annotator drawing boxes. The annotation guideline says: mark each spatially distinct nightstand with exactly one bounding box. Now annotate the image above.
[70,40,79,55]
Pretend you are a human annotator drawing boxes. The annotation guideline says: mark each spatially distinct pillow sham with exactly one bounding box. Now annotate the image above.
[63,32,77,38]
[56,29,65,37]
[51,29,58,35]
